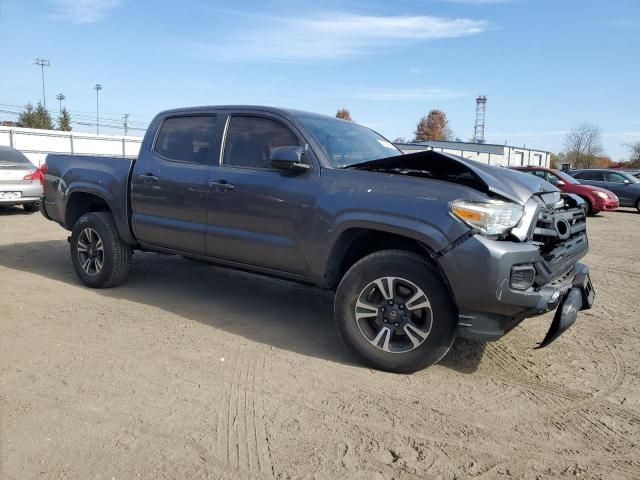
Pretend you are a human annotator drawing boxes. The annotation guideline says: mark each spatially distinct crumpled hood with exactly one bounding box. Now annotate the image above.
[350,150,558,205]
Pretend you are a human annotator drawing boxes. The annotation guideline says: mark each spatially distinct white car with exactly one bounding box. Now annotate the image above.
[0,146,43,212]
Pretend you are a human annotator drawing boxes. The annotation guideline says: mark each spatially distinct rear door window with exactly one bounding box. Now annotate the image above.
[222,116,300,169]
[154,115,217,164]
[577,170,604,181]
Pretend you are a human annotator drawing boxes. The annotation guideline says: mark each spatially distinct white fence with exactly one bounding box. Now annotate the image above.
[0,126,144,166]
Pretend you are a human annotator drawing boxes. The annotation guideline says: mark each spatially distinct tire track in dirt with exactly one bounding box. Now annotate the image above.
[216,347,272,478]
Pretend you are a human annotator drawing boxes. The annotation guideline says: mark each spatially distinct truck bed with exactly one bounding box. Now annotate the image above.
[42,154,136,244]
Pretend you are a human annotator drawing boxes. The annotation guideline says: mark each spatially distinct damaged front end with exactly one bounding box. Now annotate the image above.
[348,150,595,348]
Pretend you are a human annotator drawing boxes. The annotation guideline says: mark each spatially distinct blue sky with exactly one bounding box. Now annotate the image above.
[1,0,639,159]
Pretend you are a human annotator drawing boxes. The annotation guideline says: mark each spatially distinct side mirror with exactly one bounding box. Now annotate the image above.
[270,146,310,172]
[556,180,566,187]
[624,179,631,185]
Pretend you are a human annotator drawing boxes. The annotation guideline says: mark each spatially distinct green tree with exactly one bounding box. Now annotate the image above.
[16,102,54,129]
[58,107,72,131]
[336,108,353,121]
[16,102,37,128]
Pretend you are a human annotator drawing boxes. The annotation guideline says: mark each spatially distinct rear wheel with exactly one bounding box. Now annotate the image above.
[22,202,39,213]
[334,250,456,373]
[70,212,132,288]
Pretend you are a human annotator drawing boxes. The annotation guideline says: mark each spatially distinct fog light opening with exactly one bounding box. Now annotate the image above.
[510,264,536,291]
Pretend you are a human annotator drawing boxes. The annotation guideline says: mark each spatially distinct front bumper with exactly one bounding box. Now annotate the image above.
[592,197,619,212]
[438,233,590,343]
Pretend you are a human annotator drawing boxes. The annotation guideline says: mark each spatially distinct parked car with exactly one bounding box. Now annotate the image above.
[570,169,640,212]
[0,145,45,212]
[511,166,619,214]
[40,106,594,373]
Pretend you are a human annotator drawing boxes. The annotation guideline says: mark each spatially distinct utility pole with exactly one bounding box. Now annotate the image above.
[123,113,129,136]
[94,84,102,135]
[56,93,65,114]
[33,59,51,107]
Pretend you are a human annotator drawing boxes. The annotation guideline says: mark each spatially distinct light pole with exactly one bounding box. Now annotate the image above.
[33,59,50,107]
[94,84,102,135]
[56,93,65,114]
[123,113,129,136]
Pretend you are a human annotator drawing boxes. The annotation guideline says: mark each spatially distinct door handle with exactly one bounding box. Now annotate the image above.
[209,180,235,191]
[138,173,159,184]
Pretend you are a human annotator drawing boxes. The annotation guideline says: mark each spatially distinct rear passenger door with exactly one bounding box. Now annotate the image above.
[205,113,318,276]
[131,114,219,254]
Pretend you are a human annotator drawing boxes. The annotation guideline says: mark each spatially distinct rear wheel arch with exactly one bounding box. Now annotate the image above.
[65,191,112,229]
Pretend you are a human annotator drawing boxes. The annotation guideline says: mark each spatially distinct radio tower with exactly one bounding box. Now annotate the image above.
[473,95,487,144]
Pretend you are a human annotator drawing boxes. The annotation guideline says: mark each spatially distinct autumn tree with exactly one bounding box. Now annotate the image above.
[58,107,72,131]
[625,141,640,168]
[336,108,352,121]
[564,122,603,168]
[413,110,453,142]
[16,102,54,130]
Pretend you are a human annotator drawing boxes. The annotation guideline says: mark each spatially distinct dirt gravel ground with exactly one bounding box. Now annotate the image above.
[1,207,639,480]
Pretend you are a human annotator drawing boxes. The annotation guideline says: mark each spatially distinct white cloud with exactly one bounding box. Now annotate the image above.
[194,12,489,63]
[48,0,122,24]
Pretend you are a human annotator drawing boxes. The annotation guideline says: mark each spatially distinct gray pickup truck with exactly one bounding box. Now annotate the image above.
[41,106,594,372]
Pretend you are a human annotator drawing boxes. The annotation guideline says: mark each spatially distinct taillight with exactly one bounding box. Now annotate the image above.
[23,164,47,192]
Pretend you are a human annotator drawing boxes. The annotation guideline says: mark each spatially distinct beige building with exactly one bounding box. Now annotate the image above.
[394,140,551,168]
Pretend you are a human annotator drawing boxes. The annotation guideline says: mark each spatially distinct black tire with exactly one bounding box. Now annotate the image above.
[636,199,640,214]
[334,250,456,373]
[22,202,39,213]
[579,197,593,216]
[70,212,132,288]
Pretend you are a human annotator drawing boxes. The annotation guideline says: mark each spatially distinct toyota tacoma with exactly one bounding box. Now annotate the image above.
[40,106,595,372]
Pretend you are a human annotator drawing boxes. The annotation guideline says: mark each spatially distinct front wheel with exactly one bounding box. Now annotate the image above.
[334,250,456,373]
[70,212,132,288]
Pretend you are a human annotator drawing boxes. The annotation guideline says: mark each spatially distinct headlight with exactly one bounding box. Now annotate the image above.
[450,200,524,236]
[593,191,608,200]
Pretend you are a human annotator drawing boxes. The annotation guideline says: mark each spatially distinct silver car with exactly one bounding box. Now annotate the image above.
[0,146,42,212]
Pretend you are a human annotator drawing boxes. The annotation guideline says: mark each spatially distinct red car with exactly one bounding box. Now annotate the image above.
[511,166,619,214]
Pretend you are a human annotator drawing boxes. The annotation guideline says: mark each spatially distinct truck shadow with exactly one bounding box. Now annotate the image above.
[0,239,486,373]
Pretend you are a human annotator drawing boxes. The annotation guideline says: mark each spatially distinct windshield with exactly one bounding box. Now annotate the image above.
[551,169,580,185]
[296,115,401,168]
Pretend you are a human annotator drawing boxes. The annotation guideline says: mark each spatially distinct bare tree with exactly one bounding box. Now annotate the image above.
[336,108,353,121]
[564,122,603,168]
[624,141,640,168]
[393,137,407,143]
